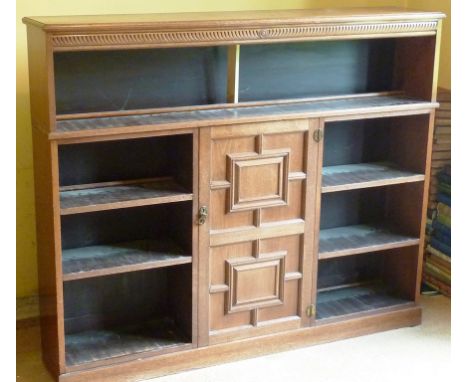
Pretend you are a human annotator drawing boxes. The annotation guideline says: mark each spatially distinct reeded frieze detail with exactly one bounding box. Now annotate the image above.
[52,21,438,50]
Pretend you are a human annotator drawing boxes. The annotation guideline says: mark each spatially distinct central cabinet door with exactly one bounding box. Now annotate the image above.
[198,119,321,346]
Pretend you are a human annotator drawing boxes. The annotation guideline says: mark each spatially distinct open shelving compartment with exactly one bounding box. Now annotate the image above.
[319,112,430,258]
[58,133,195,367]
[316,111,430,321]
[58,134,193,215]
[316,247,419,321]
[319,183,424,259]
[316,185,423,321]
[63,263,193,366]
[60,201,193,281]
[321,113,430,194]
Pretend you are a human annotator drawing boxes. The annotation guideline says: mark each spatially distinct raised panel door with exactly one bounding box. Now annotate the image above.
[198,119,321,346]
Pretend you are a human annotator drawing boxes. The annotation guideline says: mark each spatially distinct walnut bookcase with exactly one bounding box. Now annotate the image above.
[23,8,444,382]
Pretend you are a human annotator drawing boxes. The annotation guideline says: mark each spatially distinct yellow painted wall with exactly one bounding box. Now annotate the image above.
[406,0,451,89]
[16,0,450,297]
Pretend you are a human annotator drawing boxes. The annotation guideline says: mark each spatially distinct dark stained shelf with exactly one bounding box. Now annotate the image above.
[322,162,425,193]
[62,239,191,281]
[316,283,412,320]
[65,317,191,366]
[319,224,419,259]
[60,177,192,215]
[53,93,436,139]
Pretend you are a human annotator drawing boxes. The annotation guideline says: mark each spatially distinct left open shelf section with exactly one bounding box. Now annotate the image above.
[59,132,195,366]
[64,266,193,366]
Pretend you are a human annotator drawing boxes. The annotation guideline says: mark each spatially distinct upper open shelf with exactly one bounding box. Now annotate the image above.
[52,93,435,140]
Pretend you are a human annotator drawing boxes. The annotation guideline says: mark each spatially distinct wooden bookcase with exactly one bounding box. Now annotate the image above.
[23,8,444,382]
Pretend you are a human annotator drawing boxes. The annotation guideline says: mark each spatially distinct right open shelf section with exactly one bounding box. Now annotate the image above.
[316,112,430,320]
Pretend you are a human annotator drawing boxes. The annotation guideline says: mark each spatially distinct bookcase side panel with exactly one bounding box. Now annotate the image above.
[27,25,64,373]
[31,130,65,374]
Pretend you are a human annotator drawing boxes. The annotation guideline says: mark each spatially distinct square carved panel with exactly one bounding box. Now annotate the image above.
[226,252,286,313]
[227,150,290,212]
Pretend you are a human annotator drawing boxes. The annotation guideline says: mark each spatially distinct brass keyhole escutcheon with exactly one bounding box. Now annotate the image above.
[198,206,208,225]
[313,129,324,142]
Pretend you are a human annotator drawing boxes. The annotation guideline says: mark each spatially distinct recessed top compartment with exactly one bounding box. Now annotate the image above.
[239,39,395,102]
[54,47,227,114]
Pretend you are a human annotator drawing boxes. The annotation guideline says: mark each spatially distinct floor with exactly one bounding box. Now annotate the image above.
[16,295,450,382]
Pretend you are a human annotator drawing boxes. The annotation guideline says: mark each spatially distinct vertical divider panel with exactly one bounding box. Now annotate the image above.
[300,119,323,326]
[226,45,240,103]
[50,140,66,372]
[309,118,325,324]
[191,129,200,346]
[197,127,212,347]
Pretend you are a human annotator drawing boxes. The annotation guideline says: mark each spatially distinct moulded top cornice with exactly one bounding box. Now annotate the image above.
[22,7,445,32]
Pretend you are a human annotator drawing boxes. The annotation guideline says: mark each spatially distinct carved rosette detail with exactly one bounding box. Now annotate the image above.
[52,21,438,49]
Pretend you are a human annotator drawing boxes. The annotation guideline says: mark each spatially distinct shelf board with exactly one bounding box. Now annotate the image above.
[62,239,191,281]
[60,177,192,215]
[52,93,437,140]
[65,317,191,366]
[319,224,419,259]
[316,283,412,320]
[322,162,425,193]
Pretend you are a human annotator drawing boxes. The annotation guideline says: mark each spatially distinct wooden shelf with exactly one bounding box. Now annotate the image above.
[52,93,436,140]
[316,283,412,320]
[62,239,191,281]
[60,177,192,215]
[319,224,419,260]
[65,317,191,366]
[322,162,425,193]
